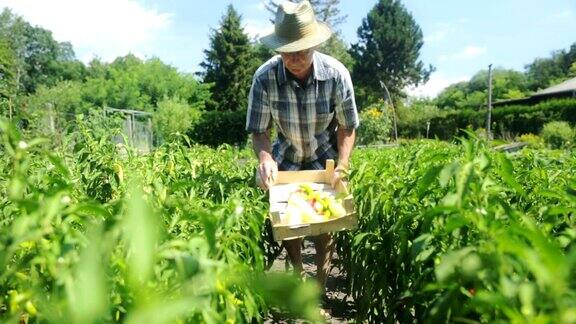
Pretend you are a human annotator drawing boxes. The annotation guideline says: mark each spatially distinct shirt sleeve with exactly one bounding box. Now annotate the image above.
[246,76,272,133]
[334,68,360,129]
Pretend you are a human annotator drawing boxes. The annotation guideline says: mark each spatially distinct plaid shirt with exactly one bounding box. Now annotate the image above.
[246,52,359,170]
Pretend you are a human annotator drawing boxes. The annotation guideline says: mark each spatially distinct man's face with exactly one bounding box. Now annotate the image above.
[280,48,314,79]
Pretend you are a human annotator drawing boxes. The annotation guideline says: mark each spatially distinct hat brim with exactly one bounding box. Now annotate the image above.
[260,21,332,53]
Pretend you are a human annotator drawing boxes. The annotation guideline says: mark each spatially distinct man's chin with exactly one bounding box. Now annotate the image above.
[287,68,301,74]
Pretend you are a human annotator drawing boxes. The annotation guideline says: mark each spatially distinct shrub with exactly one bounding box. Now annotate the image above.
[541,121,574,149]
[517,133,545,149]
[411,98,576,140]
[397,99,443,138]
[0,97,9,119]
[188,109,248,147]
[357,100,393,145]
[25,81,94,116]
[153,97,201,143]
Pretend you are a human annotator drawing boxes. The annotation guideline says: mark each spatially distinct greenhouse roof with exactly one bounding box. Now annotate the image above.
[533,77,576,97]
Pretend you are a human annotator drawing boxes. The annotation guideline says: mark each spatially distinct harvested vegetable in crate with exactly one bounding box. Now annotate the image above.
[283,184,347,225]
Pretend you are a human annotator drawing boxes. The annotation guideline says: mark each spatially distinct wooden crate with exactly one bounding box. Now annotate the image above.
[267,160,357,241]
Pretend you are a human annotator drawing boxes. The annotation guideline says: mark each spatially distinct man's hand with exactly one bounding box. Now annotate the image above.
[256,158,278,190]
[334,127,355,187]
[331,165,348,188]
[252,132,277,190]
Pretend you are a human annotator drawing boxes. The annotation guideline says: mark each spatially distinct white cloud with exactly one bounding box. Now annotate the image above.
[425,29,449,44]
[456,46,487,59]
[243,19,273,40]
[424,23,452,44]
[0,0,173,63]
[439,46,487,61]
[552,9,573,18]
[538,9,573,24]
[424,19,467,45]
[406,73,469,98]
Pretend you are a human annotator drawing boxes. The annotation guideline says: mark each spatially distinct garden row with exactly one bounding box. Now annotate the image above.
[338,137,576,322]
[0,118,321,323]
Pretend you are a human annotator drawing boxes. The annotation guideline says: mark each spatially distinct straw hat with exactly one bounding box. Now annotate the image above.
[260,1,332,53]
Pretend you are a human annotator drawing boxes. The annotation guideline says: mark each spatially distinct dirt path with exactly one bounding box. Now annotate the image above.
[265,239,356,323]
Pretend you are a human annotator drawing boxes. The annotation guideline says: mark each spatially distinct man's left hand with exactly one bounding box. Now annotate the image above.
[331,165,347,188]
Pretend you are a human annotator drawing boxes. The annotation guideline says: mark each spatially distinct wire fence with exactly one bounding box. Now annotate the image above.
[12,106,155,154]
[105,108,154,154]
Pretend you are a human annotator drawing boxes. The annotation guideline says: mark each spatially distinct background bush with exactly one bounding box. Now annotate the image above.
[398,98,576,140]
[541,121,574,149]
[516,133,545,149]
[153,97,201,143]
[188,109,248,147]
[357,100,393,145]
[397,98,443,138]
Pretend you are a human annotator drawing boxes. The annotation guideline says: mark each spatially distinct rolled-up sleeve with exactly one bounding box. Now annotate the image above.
[334,69,359,129]
[246,77,272,133]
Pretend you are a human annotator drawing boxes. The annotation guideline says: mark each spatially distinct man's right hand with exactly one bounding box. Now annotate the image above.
[256,158,278,190]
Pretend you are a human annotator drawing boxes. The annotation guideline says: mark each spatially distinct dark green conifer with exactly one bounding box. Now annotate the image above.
[199,5,256,111]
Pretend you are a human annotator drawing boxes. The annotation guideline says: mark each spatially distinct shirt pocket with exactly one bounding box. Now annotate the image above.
[271,100,294,135]
[315,100,335,134]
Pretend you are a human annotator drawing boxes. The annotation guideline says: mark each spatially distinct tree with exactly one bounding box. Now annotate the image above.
[569,62,576,78]
[0,8,86,94]
[0,38,16,98]
[0,38,16,119]
[435,82,468,109]
[82,54,211,111]
[199,5,256,111]
[435,68,529,109]
[25,81,92,116]
[318,36,354,69]
[350,0,433,108]
[252,42,276,66]
[525,55,565,91]
[525,42,576,90]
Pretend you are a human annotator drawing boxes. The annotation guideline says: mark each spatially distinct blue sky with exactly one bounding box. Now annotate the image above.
[1,0,575,97]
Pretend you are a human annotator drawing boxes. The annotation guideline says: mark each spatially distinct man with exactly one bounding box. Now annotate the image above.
[246,0,359,295]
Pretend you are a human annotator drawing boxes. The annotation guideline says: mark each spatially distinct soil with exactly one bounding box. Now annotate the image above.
[265,239,356,323]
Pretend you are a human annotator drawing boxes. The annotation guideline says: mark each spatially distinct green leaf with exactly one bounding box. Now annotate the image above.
[439,162,458,188]
[519,283,535,318]
[496,153,525,196]
[444,214,469,233]
[72,203,112,219]
[66,224,108,323]
[411,234,435,262]
[435,247,474,283]
[455,162,474,207]
[124,179,160,292]
[417,165,443,199]
[47,153,71,178]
